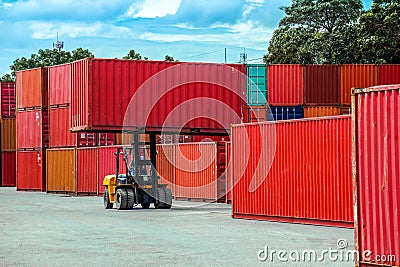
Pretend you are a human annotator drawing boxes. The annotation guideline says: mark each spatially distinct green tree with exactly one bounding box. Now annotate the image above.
[0,74,14,82]
[9,48,94,78]
[265,0,363,64]
[123,50,148,60]
[357,0,400,63]
[164,55,178,62]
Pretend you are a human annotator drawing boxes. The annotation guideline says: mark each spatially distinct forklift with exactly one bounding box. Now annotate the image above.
[102,133,172,210]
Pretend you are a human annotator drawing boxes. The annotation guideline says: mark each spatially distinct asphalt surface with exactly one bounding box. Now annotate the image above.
[0,187,355,266]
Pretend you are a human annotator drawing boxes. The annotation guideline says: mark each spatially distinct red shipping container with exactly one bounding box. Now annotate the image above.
[225,142,232,204]
[16,67,47,109]
[304,65,340,105]
[1,152,16,186]
[76,147,98,194]
[191,135,229,142]
[244,106,268,123]
[48,63,71,107]
[0,82,16,118]
[378,64,400,85]
[156,144,176,195]
[174,142,226,202]
[16,109,48,150]
[268,64,304,106]
[97,146,125,195]
[340,64,378,105]
[71,59,246,134]
[232,116,353,227]
[16,150,45,191]
[353,85,400,267]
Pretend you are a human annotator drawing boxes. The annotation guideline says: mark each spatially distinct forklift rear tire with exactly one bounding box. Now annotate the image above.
[103,188,113,209]
[155,188,172,209]
[116,189,128,210]
[126,189,134,210]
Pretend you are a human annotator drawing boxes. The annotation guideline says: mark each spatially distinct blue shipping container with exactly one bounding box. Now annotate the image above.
[268,106,304,121]
[247,64,267,106]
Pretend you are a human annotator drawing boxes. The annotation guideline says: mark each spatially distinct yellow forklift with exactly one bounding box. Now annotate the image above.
[102,133,172,210]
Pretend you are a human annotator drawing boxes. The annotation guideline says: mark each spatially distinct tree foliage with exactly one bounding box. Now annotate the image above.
[164,55,178,62]
[7,48,94,80]
[265,0,365,64]
[123,49,148,60]
[0,74,14,82]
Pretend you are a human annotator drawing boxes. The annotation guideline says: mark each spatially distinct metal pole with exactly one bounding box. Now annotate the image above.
[225,48,227,64]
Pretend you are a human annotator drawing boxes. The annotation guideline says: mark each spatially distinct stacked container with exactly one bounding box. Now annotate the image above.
[267,64,304,121]
[353,84,400,267]
[16,68,48,191]
[0,82,17,186]
[46,64,116,195]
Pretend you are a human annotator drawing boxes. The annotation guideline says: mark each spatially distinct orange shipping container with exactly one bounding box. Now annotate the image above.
[340,64,378,105]
[16,67,48,109]
[116,133,148,145]
[46,148,76,193]
[303,106,341,118]
[156,144,176,195]
[174,142,226,202]
[1,118,16,151]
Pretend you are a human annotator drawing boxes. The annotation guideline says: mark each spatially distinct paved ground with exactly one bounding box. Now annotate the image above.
[0,188,355,266]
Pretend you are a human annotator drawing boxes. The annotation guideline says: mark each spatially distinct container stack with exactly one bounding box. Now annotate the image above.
[0,82,16,187]
[46,64,116,195]
[16,68,48,191]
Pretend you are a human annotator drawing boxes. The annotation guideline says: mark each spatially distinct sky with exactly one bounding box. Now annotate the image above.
[0,0,373,76]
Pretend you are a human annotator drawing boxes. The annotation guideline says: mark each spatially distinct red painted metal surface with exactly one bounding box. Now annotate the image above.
[232,116,353,227]
[156,144,176,195]
[16,68,48,109]
[225,142,232,203]
[304,65,340,105]
[267,64,304,106]
[1,118,16,151]
[48,63,71,107]
[0,82,16,118]
[97,146,125,195]
[174,142,226,202]
[1,152,16,186]
[71,58,246,133]
[378,64,400,85]
[353,84,400,267]
[16,150,45,191]
[244,106,268,123]
[16,109,48,150]
[76,147,98,194]
[340,64,378,105]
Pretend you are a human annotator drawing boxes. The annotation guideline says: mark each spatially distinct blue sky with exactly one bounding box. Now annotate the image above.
[0,0,373,76]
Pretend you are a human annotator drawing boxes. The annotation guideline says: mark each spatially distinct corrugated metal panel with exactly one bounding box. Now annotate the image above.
[46,148,76,193]
[1,118,16,151]
[232,116,353,227]
[1,152,16,186]
[71,59,246,133]
[353,84,400,267]
[49,107,76,147]
[304,65,340,105]
[16,109,48,150]
[156,144,176,195]
[247,64,267,106]
[244,106,268,123]
[269,106,304,121]
[76,147,98,194]
[225,142,232,203]
[341,105,351,115]
[16,150,45,191]
[378,64,400,85]
[97,146,125,195]
[340,64,378,105]
[267,64,303,106]
[0,82,16,118]
[303,106,341,118]
[96,133,116,146]
[16,67,48,109]
[48,63,71,107]
[174,143,220,201]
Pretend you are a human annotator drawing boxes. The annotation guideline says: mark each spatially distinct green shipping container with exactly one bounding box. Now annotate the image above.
[246,64,267,106]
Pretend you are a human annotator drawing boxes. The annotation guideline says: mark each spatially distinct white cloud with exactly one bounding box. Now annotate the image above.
[29,21,134,39]
[243,0,264,17]
[0,3,13,9]
[125,0,182,18]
